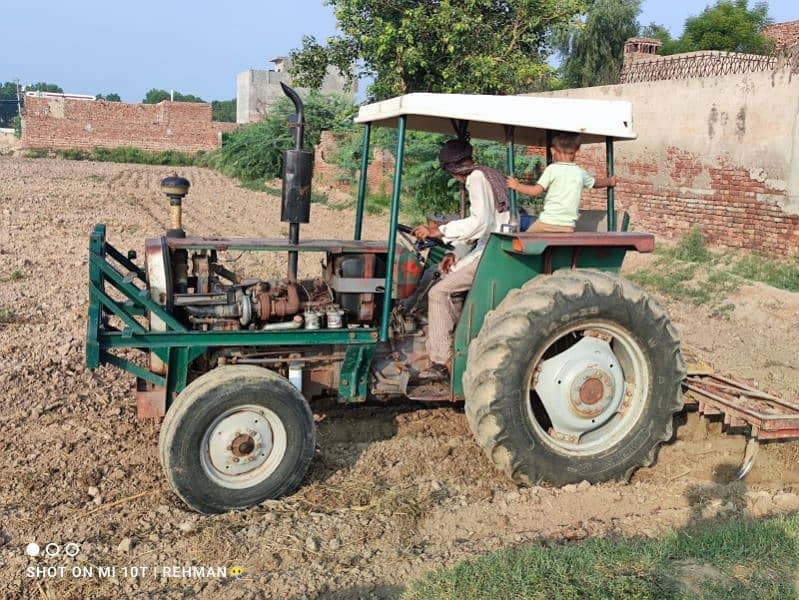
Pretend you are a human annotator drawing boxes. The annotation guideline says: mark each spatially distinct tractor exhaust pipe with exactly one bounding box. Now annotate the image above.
[279,83,312,282]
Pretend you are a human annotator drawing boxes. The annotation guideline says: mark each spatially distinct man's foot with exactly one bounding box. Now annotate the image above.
[418,363,449,381]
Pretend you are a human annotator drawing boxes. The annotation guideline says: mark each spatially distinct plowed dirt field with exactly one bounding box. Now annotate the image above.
[2,156,799,599]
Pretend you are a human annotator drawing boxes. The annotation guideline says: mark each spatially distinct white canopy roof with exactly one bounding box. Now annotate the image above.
[354,93,636,145]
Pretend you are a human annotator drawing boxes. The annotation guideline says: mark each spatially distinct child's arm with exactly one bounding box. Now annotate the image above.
[506,176,544,197]
[592,175,617,188]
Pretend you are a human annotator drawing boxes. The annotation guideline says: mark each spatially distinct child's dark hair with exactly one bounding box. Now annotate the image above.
[552,132,582,153]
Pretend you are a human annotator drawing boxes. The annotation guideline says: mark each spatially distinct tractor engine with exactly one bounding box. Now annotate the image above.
[148,164,417,334]
[173,252,333,331]
[145,238,386,332]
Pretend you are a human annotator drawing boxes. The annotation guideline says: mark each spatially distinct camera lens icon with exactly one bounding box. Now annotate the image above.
[25,543,40,557]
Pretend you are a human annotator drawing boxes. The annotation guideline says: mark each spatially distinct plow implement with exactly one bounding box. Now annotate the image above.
[683,352,799,477]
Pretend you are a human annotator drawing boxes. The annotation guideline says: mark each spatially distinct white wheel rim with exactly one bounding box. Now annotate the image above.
[525,321,650,457]
[200,404,287,489]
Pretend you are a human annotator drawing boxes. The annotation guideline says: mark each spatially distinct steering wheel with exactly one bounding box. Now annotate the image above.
[397,223,449,252]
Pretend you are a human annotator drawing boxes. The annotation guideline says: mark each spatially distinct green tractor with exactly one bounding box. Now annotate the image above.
[86,85,685,513]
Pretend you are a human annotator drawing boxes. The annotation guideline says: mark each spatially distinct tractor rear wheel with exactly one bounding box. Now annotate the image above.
[159,365,315,513]
[463,269,685,486]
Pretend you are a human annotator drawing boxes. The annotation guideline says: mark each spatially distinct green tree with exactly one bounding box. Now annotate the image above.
[289,0,585,100]
[143,89,170,103]
[211,99,236,122]
[662,0,774,55]
[27,82,63,93]
[638,22,683,55]
[558,0,642,88]
[0,81,21,127]
[212,92,356,181]
[0,81,63,126]
[96,92,121,101]
[143,89,205,104]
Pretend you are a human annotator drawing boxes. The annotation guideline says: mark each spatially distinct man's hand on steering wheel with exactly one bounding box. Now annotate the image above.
[412,224,443,241]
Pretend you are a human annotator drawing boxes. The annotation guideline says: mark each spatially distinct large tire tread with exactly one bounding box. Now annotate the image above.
[464,269,685,486]
[159,365,315,513]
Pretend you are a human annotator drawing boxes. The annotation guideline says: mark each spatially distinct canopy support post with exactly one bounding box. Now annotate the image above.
[606,136,616,232]
[354,123,371,241]
[380,116,406,342]
[504,125,518,227]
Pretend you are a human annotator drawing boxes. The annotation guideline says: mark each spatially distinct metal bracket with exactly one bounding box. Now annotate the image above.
[338,345,376,403]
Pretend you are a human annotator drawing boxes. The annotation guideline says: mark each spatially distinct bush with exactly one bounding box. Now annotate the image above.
[211,91,357,181]
[12,115,21,138]
[334,128,545,218]
[667,225,712,263]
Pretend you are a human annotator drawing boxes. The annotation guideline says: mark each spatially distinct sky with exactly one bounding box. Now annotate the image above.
[2,0,797,103]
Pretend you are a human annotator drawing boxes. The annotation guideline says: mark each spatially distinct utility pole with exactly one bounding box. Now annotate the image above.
[14,78,22,118]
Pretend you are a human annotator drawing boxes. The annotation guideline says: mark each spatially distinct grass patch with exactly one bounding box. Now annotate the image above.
[660,225,713,264]
[630,226,798,310]
[0,307,14,325]
[26,145,205,166]
[628,260,739,307]
[9,270,23,281]
[405,513,799,600]
[238,179,281,195]
[25,148,53,159]
[238,179,351,210]
[731,252,799,292]
[311,191,353,211]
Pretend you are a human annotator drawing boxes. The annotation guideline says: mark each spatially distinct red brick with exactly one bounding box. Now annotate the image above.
[21,97,237,153]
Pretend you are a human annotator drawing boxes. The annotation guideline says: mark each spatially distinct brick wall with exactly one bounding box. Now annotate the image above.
[313,130,394,197]
[764,20,799,50]
[548,145,798,256]
[532,61,799,258]
[21,97,237,153]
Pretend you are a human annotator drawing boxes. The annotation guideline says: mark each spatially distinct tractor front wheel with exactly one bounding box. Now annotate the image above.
[159,365,315,513]
[464,269,685,486]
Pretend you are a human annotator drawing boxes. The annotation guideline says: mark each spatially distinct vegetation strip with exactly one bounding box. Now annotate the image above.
[629,226,798,316]
[405,512,799,600]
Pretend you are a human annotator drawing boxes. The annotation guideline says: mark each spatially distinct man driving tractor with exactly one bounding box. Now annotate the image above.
[412,139,510,381]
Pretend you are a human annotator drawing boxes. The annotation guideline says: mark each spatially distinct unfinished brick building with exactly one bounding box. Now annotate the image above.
[764,20,799,50]
[21,95,236,153]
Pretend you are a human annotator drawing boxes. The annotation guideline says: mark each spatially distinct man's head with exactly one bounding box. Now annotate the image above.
[439,139,474,177]
[551,132,582,160]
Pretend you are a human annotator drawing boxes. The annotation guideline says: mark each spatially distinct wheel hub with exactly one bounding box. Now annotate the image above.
[534,336,625,440]
[201,405,287,488]
[571,370,616,417]
[230,433,257,457]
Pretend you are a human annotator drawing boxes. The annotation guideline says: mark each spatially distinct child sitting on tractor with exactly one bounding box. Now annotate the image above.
[506,132,616,233]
